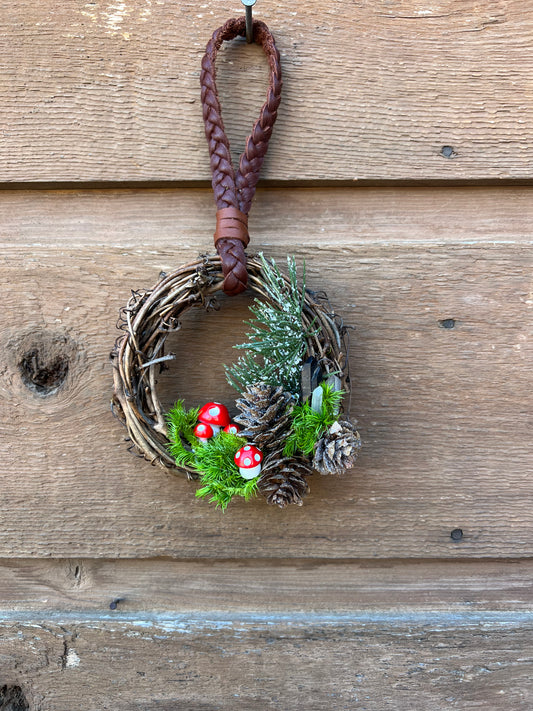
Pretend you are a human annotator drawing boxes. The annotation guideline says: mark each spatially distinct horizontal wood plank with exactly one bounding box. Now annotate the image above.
[1,558,532,612]
[0,187,531,558]
[3,1,533,182]
[3,184,533,247]
[1,612,533,710]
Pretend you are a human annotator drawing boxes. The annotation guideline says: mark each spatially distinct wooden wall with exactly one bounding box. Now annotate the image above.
[1,1,532,708]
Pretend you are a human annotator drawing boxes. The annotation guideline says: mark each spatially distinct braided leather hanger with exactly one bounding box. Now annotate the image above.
[200,16,282,295]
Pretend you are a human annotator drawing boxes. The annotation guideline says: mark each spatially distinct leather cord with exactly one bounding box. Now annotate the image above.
[200,16,282,295]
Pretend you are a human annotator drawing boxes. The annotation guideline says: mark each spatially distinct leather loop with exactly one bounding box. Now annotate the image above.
[200,17,282,295]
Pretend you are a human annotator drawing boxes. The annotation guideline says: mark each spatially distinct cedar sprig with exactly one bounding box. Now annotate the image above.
[283,383,345,457]
[226,254,309,397]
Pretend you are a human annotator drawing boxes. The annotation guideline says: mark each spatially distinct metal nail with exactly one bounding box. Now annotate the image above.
[241,0,257,43]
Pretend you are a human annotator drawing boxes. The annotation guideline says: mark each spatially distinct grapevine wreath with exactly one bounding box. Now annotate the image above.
[111,16,360,509]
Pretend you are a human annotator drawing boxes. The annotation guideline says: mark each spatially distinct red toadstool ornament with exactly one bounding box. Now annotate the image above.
[198,402,230,435]
[193,422,214,444]
[234,445,263,480]
[223,423,241,435]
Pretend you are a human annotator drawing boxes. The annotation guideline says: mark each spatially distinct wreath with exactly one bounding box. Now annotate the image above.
[111,18,360,509]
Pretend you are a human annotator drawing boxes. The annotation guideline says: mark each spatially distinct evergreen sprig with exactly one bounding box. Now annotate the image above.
[194,432,256,510]
[225,254,308,396]
[166,403,257,510]
[166,400,199,468]
[283,383,345,457]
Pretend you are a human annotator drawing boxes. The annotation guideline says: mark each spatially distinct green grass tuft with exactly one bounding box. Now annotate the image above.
[166,404,258,510]
[194,432,258,510]
[166,400,200,468]
[283,383,344,457]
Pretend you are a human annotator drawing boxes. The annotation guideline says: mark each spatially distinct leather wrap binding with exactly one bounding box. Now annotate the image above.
[200,16,282,295]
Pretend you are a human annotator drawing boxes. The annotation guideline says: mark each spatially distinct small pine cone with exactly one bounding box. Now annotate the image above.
[313,420,361,475]
[258,456,313,508]
[235,382,293,458]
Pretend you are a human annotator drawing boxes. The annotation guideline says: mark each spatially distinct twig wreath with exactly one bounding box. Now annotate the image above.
[111,16,360,509]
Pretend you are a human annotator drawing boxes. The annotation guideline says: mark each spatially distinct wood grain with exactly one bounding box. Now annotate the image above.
[4,2,532,697]
[3,1,533,182]
[0,186,531,559]
[1,558,532,613]
[1,613,533,710]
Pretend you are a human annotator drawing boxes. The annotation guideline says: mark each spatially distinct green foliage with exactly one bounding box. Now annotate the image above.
[194,432,258,510]
[283,383,345,457]
[225,254,308,396]
[166,400,199,468]
[166,400,199,445]
[166,404,257,510]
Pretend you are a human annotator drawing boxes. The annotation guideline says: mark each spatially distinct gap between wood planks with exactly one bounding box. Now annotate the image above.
[1,609,532,629]
[5,178,533,190]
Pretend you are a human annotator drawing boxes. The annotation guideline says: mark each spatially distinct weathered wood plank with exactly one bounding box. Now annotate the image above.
[1,558,533,612]
[1,613,533,710]
[3,1,533,182]
[2,185,533,246]
[0,187,531,558]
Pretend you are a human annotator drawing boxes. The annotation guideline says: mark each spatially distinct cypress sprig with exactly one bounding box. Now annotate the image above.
[283,383,345,457]
[225,254,308,397]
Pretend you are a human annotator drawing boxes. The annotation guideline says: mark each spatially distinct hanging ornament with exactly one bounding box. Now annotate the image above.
[111,10,360,510]
[235,445,264,480]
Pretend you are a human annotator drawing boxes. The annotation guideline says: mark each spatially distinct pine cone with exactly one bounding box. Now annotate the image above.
[258,455,313,508]
[235,382,293,458]
[313,420,361,475]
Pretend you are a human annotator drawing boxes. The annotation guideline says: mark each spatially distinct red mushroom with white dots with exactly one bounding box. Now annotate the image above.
[198,402,230,435]
[223,423,241,435]
[234,445,263,480]
[193,422,214,445]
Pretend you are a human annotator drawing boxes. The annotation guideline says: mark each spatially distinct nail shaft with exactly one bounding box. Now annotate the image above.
[241,0,257,43]
[245,4,253,43]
